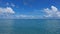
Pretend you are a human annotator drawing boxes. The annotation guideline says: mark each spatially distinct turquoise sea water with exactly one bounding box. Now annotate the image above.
[0,19,60,34]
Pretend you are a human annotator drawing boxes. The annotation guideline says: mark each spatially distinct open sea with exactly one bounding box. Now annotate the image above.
[0,19,60,34]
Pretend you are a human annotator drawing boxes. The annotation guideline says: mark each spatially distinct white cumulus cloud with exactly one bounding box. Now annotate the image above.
[0,7,15,19]
[0,7,15,14]
[43,6,60,18]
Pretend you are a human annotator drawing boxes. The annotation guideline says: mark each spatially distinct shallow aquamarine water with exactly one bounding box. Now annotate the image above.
[0,19,60,34]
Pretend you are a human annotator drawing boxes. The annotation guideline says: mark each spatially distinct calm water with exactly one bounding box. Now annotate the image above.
[0,19,60,34]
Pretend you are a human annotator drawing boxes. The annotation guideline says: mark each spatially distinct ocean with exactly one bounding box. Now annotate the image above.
[0,19,60,34]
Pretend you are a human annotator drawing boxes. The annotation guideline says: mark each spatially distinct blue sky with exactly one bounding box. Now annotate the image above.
[0,0,60,19]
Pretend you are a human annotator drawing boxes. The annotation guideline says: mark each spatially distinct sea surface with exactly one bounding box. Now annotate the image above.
[0,19,60,34]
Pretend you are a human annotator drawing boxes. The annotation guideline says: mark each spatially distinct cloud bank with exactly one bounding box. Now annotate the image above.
[16,14,44,19]
[0,6,60,19]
